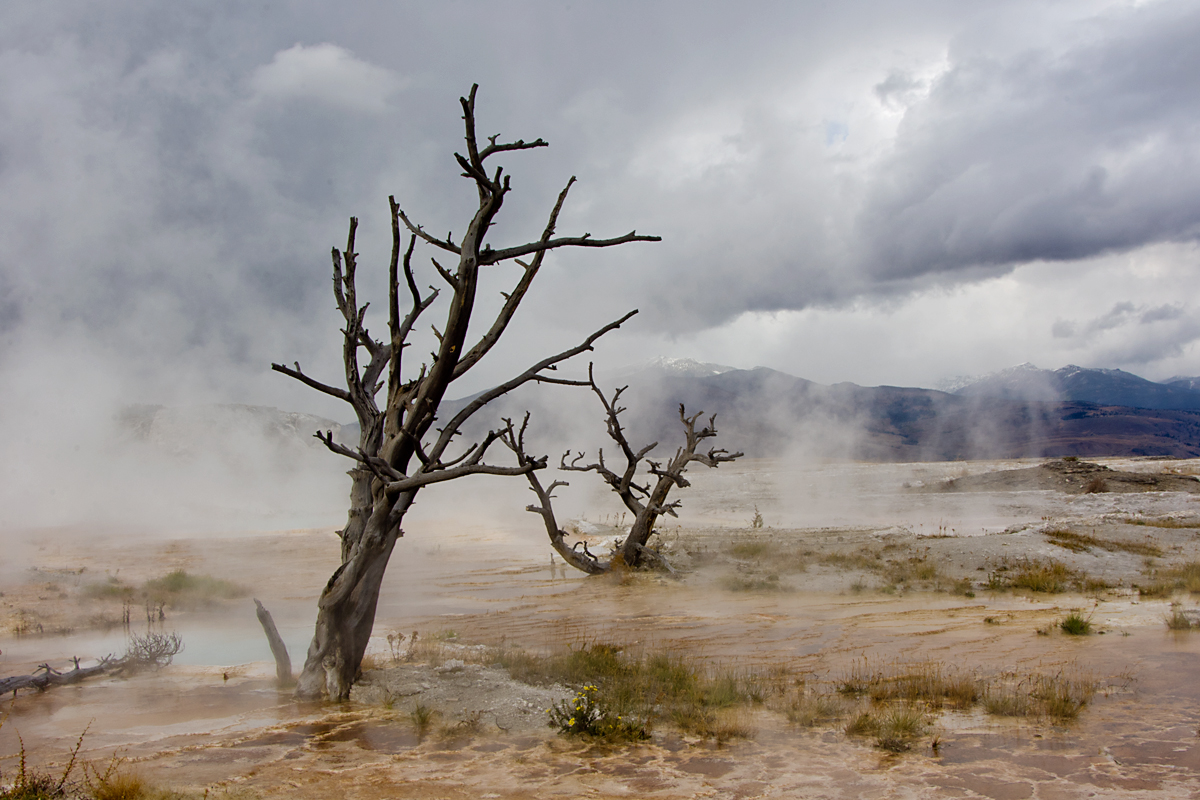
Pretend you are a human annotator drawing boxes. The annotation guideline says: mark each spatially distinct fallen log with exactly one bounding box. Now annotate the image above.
[0,631,183,698]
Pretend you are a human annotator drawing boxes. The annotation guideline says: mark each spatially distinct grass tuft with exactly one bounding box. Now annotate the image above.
[409,702,438,737]
[1059,611,1093,635]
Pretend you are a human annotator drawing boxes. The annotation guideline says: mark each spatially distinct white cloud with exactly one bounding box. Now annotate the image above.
[250,43,403,113]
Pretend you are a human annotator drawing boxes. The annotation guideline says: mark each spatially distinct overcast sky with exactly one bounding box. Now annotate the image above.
[3,0,1200,424]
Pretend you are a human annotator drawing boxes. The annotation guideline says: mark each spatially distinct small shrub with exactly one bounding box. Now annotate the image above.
[1034,672,1095,720]
[836,659,977,709]
[981,669,1097,720]
[1084,477,1109,494]
[1122,517,1200,529]
[0,725,88,800]
[844,711,877,737]
[548,685,647,741]
[83,577,135,601]
[843,705,928,752]
[1166,605,1196,630]
[874,705,928,752]
[950,578,975,596]
[124,631,183,667]
[1059,612,1092,635]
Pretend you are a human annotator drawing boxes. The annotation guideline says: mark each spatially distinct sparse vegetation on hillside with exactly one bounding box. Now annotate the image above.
[84,570,246,611]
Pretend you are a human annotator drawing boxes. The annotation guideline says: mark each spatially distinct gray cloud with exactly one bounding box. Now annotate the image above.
[857,2,1200,285]
[1047,298,1200,368]
[0,0,1197,416]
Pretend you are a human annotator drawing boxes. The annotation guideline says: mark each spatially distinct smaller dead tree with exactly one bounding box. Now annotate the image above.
[509,366,742,574]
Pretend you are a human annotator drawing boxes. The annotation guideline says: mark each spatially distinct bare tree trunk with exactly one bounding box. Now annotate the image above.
[294,503,403,700]
[253,599,292,686]
[619,479,675,565]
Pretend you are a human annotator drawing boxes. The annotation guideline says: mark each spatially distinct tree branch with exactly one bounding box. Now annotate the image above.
[271,362,351,402]
[427,309,638,464]
[395,207,462,255]
[481,231,662,265]
[315,431,405,481]
[452,177,579,380]
[480,136,549,161]
[384,460,541,495]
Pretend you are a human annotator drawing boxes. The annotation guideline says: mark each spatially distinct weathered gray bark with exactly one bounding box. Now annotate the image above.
[528,367,742,573]
[254,599,293,686]
[274,85,658,700]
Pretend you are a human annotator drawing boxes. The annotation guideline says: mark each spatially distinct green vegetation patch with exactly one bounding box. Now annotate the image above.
[142,570,246,607]
[495,641,776,742]
[82,570,246,611]
[1059,611,1093,635]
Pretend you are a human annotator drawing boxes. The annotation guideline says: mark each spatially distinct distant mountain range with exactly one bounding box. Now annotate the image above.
[945,363,1200,410]
[602,364,1199,461]
[131,362,1200,466]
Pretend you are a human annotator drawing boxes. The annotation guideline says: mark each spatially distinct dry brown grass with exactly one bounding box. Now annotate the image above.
[1165,604,1197,630]
[88,771,149,800]
[1121,517,1200,529]
[843,704,930,752]
[981,668,1098,720]
[724,539,808,573]
[1001,560,1082,593]
[1138,562,1200,597]
[1045,529,1162,557]
[836,659,978,709]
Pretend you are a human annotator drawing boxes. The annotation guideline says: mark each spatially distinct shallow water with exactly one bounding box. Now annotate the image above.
[4,457,1200,798]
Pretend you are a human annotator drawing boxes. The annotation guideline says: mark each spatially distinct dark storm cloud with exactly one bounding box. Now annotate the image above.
[857,1,1200,284]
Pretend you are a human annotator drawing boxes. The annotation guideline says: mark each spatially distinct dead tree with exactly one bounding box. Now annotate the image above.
[273,86,659,700]
[511,365,742,574]
[0,632,183,697]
